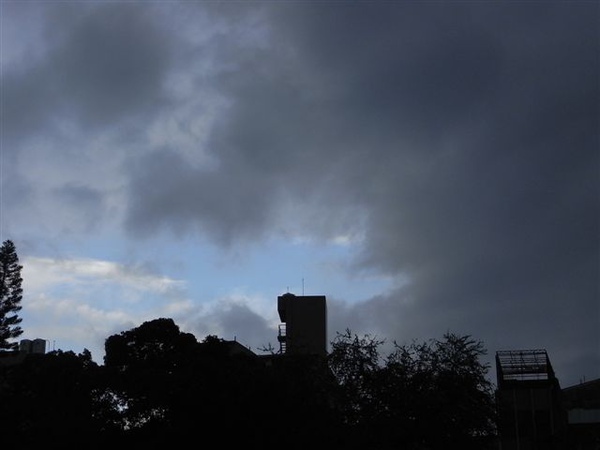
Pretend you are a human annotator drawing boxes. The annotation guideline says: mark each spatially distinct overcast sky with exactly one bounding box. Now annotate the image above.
[2,1,598,388]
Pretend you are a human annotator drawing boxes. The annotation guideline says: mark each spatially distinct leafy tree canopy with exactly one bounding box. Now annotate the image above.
[328,329,497,449]
[103,317,197,368]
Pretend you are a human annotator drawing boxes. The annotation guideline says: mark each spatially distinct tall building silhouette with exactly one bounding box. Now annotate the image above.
[277,293,327,356]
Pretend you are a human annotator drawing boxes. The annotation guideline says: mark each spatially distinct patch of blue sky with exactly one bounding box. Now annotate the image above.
[26,229,390,307]
[17,227,394,361]
[172,234,395,305]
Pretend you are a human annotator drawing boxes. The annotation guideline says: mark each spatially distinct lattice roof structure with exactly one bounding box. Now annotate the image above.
[496,349,557,386]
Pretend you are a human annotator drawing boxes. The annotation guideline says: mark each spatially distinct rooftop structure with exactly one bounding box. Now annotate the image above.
[496,349,556,384]
[277,293,327,357]
[495,349,567,449]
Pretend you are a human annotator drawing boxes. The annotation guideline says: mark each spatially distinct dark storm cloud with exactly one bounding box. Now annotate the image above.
[53,184,106,231]
[4,2,172,142]
[278,3,598,386]
[269,2,504,132]
[51,4,172,126]
[2,66,56,149]
[126,149,279,244]
[122,3,597,386]
[125,45,366,243]
[3,2,175,239]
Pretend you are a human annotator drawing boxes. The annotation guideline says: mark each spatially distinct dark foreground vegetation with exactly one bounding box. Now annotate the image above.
[0,318,498,449]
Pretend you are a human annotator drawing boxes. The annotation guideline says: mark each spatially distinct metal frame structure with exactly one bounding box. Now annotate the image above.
[495,349,567,449]
[496,349,555,385]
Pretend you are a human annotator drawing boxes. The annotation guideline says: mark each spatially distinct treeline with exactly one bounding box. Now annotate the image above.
[0,318,498,449]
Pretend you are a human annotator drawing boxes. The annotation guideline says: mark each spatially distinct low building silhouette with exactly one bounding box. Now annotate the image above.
[562,378,600,449]
[19,338,47,354]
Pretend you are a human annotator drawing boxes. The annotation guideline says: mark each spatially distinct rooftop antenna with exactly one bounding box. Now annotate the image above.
[302,277,305,295]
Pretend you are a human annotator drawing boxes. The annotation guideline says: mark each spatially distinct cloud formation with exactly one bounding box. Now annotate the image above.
[3,2,598,386]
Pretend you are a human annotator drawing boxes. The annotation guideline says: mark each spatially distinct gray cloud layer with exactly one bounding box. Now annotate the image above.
[4,2,598,386]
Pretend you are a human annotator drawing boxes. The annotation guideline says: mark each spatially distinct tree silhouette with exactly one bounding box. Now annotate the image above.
[99,317,199,440]
[0,316,500,448]
[0,349,98,446]
[328,329,498,449]
[100,319,344,446]
[0,240,23,351]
